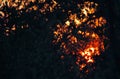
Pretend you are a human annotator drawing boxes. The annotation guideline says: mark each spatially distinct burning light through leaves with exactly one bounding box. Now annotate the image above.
[53,1,107,72]
[0,0,108,75]
[0,0,58,36]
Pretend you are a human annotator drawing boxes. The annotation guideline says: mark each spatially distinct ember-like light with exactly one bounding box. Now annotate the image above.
[53,1,107,73]
[0,0,108,75]
[0,0,59,36]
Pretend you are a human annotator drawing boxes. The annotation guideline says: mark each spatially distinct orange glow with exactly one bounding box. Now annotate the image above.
[69,36,77,44]
[0,11,4,18]
[0,0,58,13]
[74,18,81,26]
[0,0,59,36]
[80,64,86,70]
[53,1,107,72]
[0,0,108,73]
[11,25,16,31]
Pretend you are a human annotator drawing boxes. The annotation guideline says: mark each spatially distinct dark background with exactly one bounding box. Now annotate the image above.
[0,0,120,79]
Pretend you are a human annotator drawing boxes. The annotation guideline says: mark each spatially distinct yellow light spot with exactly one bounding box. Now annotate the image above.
[77,30,82,34]
[6,29,9,32]
[87,58,94,63]
[0,11,5,18]
[65,20,70,26]
[74,18,81,26]
[92,33,96,38]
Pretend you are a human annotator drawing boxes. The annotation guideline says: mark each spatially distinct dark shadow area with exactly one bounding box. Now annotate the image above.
[0,0,120,79]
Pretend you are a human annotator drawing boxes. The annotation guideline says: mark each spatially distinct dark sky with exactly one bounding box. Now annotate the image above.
[0,0,120,79]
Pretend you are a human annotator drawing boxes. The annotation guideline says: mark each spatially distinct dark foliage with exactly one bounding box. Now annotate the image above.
[0,0,120,79]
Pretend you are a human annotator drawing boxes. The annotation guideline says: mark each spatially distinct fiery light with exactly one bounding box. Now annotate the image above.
[0,0,108,75]
[53,1,107,73]
[0,0,59,36]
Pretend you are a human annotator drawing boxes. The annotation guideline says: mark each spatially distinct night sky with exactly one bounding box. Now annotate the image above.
[0,0,120,79]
